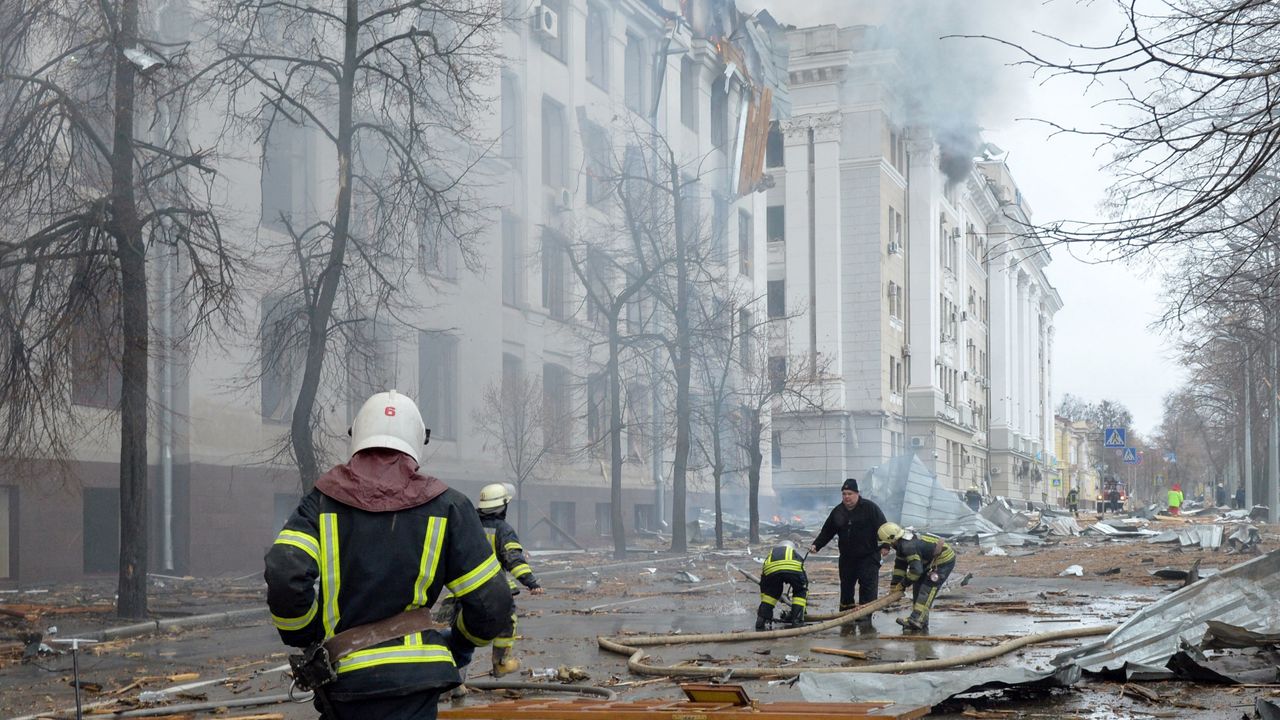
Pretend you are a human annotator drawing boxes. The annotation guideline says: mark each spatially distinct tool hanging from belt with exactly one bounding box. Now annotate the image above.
[289,606,439,717]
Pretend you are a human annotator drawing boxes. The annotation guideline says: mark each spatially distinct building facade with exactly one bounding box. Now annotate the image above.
[1,0,786,583]
[767,25,1060,509]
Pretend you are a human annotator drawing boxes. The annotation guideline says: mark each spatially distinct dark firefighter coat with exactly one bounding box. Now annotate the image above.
[812,498,888,558]
[480,514,540,593]
[889,532,956,587]
[264,449,514,701]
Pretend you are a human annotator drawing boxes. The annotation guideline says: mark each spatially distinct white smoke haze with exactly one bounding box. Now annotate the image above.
[738,0,1106,182]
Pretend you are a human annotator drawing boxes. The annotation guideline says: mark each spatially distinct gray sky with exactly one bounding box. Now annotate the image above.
[740,0,1183,434]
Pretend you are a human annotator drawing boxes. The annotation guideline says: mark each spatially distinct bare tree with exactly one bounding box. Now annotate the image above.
[472,372,552,534]
[0,0,237,617]
[203,0,500,487]
[979,1,1280,257]
[733,319,829,544]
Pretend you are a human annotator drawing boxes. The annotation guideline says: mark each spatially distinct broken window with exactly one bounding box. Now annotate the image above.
[541,228,567,320]
[767,205,785,244]
[542,362,571,453]
[549,501,576,543]
[345,318,395,420]
[418,331,458,440]
[261,118,315,232]
[0,486,12,579]
[260,293,303,423]
[541,96,567,188]
[70,293,122,410]
[766,121,784,168]
[587,371,608,458]
[680,56,698,131]
[582,119,611,205]
[585,4,608,90]
[502,211,523,307]
[500,71,522,165]
[710,76,728,148]
[82,487,119,574]
[768,355,787,393]
[624,33,647,113]
[767,279,785,318]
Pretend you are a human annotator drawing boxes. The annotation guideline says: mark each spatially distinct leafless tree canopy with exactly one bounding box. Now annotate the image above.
[200,0,501,485]
[0,0,236,464]
[980,1,1280,256]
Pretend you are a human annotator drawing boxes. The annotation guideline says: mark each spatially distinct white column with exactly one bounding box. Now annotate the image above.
[811,112,842,369]
[783,118,811,359]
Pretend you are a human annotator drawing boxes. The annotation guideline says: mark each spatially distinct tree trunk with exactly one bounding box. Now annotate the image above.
[113,0,148,620]
[669,160,691,553]
[290,0,359,490]
[609,323,627,559]
[516,478,526,535]
[748,410,763,545]
[713,433,723,550]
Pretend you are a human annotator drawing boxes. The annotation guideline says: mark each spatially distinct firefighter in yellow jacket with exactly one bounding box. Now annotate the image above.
[755,541,808,630]
[265,391,513,720]
[878,522,956,633]
[475,483,543,675]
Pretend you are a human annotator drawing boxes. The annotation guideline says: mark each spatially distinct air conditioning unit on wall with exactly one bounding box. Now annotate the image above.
[910,436,925,449]
[553,187,572,211]
[533,3,559,39]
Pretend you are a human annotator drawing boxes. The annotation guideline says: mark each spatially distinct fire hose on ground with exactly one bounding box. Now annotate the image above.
[598,590,1116,679]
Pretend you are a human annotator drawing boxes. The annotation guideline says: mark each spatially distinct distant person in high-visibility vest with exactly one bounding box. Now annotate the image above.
[1167,483,1184,515]
[1067,488,1079,516]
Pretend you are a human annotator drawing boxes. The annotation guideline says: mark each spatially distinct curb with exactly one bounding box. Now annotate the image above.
[89,607,269,642]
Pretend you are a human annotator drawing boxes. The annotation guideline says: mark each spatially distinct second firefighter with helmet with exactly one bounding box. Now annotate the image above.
[877,521,956,632]
[473,482,543,675]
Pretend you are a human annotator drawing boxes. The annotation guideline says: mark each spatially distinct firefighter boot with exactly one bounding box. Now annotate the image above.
[839,605,857,635]
[895,609,927,633]
[785,605,806,628]
[755,609,771,631]
[492,646,520,677]
[449,665,469,701]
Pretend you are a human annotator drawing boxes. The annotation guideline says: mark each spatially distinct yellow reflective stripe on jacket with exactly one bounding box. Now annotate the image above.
[319,513,341,639]
[763,546,802,575]
[447,553,501,598]
[275,530,320,563]
[410,516,447,609]
[454,608,489,647]
[510,563,532,578]
[920,534,955,566]
[272,600,318,632]
[485,528,497,554]
[336,643,453,674]
[503,541,523,553]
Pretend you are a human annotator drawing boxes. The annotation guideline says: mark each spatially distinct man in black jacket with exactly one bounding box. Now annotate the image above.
[265,391,513,719]
[808,478,887,625]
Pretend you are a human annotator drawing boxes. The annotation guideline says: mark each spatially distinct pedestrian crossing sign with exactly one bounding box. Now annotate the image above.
[1122,447,1140,464]
[1104,427,1127,448]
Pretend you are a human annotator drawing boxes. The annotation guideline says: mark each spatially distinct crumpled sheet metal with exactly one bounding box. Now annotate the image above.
[1201,619,1280,649]
[796,665,1081,707]
[861,455,1006,537]
[1145,525,1223,549]
[979,499,1033,532]
[1054,549,1280,673]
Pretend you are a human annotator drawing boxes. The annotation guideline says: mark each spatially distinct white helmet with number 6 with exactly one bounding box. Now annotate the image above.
[349,390,428,463]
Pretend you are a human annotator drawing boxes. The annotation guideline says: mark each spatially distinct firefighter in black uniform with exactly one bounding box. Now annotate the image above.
[474,482,543,675]
[755,541,808,630]
[265,390,513,720]
[808,478,887,627]
[878,521,957,633]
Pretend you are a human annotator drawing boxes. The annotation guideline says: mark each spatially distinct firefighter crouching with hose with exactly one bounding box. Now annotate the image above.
[265,391,513,719]
[877,521,956,633]
[755,540,808,630]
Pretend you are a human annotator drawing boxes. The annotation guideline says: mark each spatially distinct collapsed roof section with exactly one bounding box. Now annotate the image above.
[1053,548,1280,674]
[861,454,1006,537]
[642,0,790,196]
